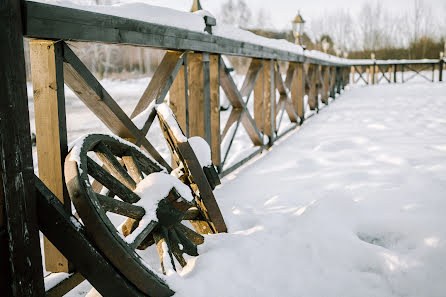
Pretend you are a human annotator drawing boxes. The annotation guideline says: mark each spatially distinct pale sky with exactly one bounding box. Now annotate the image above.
[118,0,446,31]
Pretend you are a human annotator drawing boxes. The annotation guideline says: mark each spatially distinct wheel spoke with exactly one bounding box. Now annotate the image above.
[129,220,158,250]
[162,226,177,272]
[183,207,201,220]
[122,152,144,183]
[175,223,204,246]
[87,157,140,203]
[153,230,167,274]
[168,228,187,267]
[94,141,136,190]
[174,225,199,256]
[95,193,145,221]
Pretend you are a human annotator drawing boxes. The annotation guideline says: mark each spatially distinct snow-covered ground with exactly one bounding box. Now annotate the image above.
[65,79,446,296]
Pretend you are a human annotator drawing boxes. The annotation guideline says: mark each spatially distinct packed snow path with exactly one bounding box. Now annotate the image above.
[73,82,446,297]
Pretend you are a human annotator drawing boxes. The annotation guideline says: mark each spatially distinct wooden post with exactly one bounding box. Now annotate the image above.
[432,63,435,82]
[370,63,376,84]
[185,53,220,166]
[394,64,397,83]
[209,55,221,167]
[170,60,188,136]
[266,60,276,143]
[187,53,205,138]
[0,0,45,295]
[30,39,72,273]
[440,60,444,82]
[290,63,305,123]
[254,61,265,132]
[336,67,342,94]
[254,60,275,142]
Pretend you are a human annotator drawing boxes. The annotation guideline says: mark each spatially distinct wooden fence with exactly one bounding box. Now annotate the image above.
[1,1,445,296]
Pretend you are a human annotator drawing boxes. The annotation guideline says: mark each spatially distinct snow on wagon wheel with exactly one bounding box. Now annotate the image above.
[64,134,208,296]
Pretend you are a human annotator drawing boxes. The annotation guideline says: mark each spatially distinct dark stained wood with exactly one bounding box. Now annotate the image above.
[35,177,154,297]
[131,51,183,118]
[87,157,141,204]
[177,142,227,233]
[0,0,45,295]
[95,193,145,221]
[129,221,158,250]
[175,223,205,245]
[94,142,137,190]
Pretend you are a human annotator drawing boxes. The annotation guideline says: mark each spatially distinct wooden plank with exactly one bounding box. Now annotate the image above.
[62,42,171,171]
[187,53,205,138]
[307,64,318,111]
[202,53,212,146]
[209,55,221,166]
[254,61,265,132]
[30,39,72,273]
[45,273,85,297]
[0,0,45,295]
[131,51,183,118]
[290,63,305,122]
[240,59,264,98]
[35,178,155,297]
[25,2,352,65]
[169,64,188,135]
[264,60,275,138]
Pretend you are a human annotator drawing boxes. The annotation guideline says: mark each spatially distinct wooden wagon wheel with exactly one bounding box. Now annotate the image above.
[65,134,207,297]
[154,103,226,234]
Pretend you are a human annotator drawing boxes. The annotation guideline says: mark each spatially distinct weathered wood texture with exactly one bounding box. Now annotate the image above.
[290,63,305,121]
[30,39,71,273]
[209,55,221,166]
[187,53,205,138]
[0,0,45,295]
[35,177,148,297]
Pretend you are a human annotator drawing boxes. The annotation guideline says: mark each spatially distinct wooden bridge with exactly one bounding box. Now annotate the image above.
[1,1,445,296]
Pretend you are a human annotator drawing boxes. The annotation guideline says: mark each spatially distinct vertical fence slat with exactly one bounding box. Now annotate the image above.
[290,63,305,122]
[254,62,265,133]
[209,55,221,168]
[0,0,45,295]
[30,39,71,273]
[170,64,188,135]
[187,53,205,138]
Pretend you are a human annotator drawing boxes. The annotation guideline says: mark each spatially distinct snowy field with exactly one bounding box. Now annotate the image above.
[63,79,446,297]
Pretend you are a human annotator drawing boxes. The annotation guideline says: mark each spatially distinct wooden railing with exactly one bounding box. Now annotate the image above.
[1,1,445,296]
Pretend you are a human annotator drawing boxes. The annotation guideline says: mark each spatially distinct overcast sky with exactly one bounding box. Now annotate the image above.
[119,0,446,31]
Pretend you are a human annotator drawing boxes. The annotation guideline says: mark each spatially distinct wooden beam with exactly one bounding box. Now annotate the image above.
[209,55,221,167]
[0,0,45,295]
[62,42,171,171]
[263,60,275,139]
[30,39,71,273]
[25,2,351,65]
[35,177,156,297]
[254,61,265,132]
[187,53,205,138]
[131,51,183,118]
[290,63,305,122]
[170,64,188,135]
